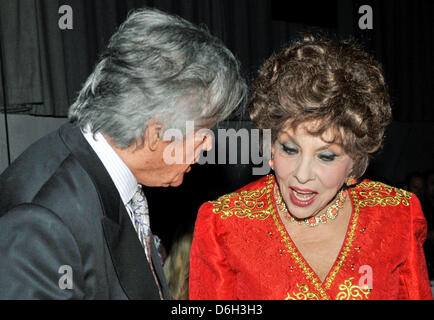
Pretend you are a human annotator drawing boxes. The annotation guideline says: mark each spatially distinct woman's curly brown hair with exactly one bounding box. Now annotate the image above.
[248,35,392,178]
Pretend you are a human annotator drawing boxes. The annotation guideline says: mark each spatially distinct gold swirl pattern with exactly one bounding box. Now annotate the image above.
[335,277,371,300]
[285,284,320,300]
[211,186,270,220]
[285,277,371,300]
[357,181,411,207]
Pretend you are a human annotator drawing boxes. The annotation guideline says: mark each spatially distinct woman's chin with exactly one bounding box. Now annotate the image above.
[286,203,320,221]
[288,212,314,221]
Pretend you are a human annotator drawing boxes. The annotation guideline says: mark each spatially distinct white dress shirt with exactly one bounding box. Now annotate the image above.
[81,127,142,230]
[82,127,163,299]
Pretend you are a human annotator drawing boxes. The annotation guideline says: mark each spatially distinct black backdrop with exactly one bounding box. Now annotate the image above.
[1,0,433,250]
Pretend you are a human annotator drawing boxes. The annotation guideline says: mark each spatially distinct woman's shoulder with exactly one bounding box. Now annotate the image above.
[352,180,428,245]
[351,179,415,208]
[350,179,426,226]
[198,174,274,220]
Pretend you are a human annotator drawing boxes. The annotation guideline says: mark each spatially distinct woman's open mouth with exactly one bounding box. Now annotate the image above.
[288,187,318,207]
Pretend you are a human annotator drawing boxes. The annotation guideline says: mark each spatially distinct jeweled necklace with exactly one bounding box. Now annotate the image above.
[273,184,348,227]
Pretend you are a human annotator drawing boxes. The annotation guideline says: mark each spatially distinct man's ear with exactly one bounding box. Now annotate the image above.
[143,121,163,152]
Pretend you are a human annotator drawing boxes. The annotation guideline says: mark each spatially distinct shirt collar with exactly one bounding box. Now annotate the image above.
[81,126,138,205]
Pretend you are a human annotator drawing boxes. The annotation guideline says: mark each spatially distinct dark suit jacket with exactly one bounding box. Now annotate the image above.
[0,122,170,299]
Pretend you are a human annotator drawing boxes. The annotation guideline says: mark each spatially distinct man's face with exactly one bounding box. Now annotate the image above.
[131,128,213,187]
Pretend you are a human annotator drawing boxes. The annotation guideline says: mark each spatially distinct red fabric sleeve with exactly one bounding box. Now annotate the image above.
[398,195,433,300]
[189,202,237,300]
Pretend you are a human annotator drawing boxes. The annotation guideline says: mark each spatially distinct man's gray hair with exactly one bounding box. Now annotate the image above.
[68,8,247,148]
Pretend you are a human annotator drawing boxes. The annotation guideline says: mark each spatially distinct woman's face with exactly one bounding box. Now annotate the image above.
[272,121,354,220]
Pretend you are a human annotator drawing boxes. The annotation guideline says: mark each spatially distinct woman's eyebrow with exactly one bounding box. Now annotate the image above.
[281,136,300,148]
[316,144,332,151]
[282,134,342,153]
[316,143,346,154]
[285,136,331,151]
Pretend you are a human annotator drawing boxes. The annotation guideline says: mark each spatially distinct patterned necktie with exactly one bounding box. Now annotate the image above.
[129,186,164,299]
[130,187,151,260]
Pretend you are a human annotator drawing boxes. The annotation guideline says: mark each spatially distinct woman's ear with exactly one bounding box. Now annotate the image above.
[268,143,275,169]
[345,175,354,186]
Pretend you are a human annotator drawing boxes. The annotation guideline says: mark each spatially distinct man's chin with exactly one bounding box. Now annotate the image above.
[168,176,184,187]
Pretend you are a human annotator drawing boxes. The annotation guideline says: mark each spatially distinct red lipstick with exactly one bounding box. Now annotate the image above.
[288,187,318,207]
[291,186,317,193]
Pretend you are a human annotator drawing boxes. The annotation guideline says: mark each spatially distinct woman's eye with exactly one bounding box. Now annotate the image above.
[319,153,337,162]
[282,144,298,155]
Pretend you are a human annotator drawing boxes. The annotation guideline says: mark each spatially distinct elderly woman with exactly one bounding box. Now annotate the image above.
[189,36,432,300]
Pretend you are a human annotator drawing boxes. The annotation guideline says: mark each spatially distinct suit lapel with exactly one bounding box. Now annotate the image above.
[59,122,162,300]
[101,203,161,299]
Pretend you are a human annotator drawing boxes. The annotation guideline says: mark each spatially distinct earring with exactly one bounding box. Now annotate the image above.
[346,176,357,186]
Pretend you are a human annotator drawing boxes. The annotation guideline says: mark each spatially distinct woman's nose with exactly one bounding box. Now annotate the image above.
[293,157,314,184]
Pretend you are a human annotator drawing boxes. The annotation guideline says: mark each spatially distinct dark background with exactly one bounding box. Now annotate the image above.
[1,0,433,251]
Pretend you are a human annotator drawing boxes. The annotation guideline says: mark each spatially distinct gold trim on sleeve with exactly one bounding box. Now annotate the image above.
[210,182,271,220]
[357,181,411,207]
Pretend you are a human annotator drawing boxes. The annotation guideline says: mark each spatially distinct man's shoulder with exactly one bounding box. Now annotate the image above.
[1,125,67,178]
[0,125,95,217]
[0,155,103,243]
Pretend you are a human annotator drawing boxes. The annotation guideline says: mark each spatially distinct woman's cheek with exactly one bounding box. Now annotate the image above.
[316,161,349,189]
[274,155,297,181]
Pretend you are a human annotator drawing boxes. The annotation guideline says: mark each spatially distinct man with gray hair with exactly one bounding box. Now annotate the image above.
[0,8,246,299]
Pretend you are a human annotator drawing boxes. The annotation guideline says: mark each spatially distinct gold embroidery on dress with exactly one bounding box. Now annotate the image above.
[270,175,361,299]
[335,277,371,300]
[285,278,371,300]
[211,185,271,220]
[357,181,411,207]
[285,284,321,300]
[268,175,329,300]
[323,188,361,290]
[285,284,320,300]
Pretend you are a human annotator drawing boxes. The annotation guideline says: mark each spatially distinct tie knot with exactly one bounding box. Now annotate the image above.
[130,187,149,220]
[129,186,151,248]
[131,187,146,205]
